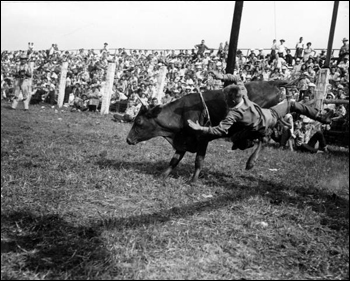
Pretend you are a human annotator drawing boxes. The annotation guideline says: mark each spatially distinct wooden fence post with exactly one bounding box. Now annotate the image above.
[57,62,68,108]
[315,68,330,111]
[155,65,167,103]
[100,62,116,115]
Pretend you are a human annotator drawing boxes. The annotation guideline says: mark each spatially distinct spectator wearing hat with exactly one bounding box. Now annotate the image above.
[293,119,329,153]
[306,82,316,100]
[281,66,291,80]
[261,66,271,81]
[323,92,336,112]
[295,37,304,59]
[195,63,204,80]
[256,48,265,60]
[303,42,315,62]
[338,38,349,65]
[290,58,302,79]
[11,53,33,110]
[277,39,287,58]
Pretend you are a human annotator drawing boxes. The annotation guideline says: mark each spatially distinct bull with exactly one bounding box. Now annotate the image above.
[126,80,291,182]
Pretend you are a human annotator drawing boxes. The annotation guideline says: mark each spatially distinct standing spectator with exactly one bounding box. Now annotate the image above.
[27,42,34,57]
[48,44,55,57]
[257,48,265,60]
[88,85,101,112]
[338,38,349,65]
[236,50,246,70]
[303,42,315,62]
[295,37,304,60]
[194,39,213,58]
[318,49,327,66]
[223,41,229,59]
[285,49,294,66]
[101,42,109,55]
[270,39,278,63]
[11,54,33,110]
[277,39,287,58]
[217,42,224,58]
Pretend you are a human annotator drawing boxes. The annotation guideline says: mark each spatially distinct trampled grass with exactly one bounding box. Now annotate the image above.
[1,100,349,280]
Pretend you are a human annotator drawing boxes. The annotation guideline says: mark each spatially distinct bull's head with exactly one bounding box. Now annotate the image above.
[126,104,163,145]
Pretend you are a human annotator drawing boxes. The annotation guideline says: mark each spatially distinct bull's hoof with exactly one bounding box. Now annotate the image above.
[160,169,172,180]
[245,162,255,170]
[160,173,169,180]
[187,178,200,186]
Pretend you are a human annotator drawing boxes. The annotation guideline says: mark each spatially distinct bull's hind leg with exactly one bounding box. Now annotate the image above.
[191,141,209,183]
[161,151,186,179]
[245,138,263,170]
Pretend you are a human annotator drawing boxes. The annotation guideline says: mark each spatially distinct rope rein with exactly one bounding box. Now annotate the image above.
[196,87,212,126]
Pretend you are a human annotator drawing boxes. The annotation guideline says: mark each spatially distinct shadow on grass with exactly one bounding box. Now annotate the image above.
[1,212,117,279]
[96,158,194,179]
[96,158,349,233]
[206,171,349,233]
[2,176,348,279]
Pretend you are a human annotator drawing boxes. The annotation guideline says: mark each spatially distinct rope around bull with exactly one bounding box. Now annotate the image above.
[196,86,212,126]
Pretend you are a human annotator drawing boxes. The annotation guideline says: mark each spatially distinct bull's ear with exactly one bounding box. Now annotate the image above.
[139,104,149,114]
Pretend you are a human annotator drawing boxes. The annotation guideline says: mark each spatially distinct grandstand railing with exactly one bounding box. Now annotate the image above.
[1,48,342,58]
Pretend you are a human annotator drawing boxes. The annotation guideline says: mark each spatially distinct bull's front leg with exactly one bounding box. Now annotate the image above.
[245,138,263,170]
[191,141,209,183]
[161,150,186,179]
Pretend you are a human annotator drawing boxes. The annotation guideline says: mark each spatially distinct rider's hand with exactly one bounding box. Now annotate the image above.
[187,120,203,131]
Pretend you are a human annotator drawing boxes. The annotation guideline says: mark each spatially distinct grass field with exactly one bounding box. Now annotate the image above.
[1,100,349,280]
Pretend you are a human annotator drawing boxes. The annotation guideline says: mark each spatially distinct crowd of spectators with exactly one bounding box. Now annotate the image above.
[1,37,349,120]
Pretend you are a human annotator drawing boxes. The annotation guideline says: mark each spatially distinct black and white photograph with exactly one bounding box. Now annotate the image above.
[1,1,349,279]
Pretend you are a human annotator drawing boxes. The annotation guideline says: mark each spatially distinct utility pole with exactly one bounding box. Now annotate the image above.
[225,1,244,87]
[324,1,339,68]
